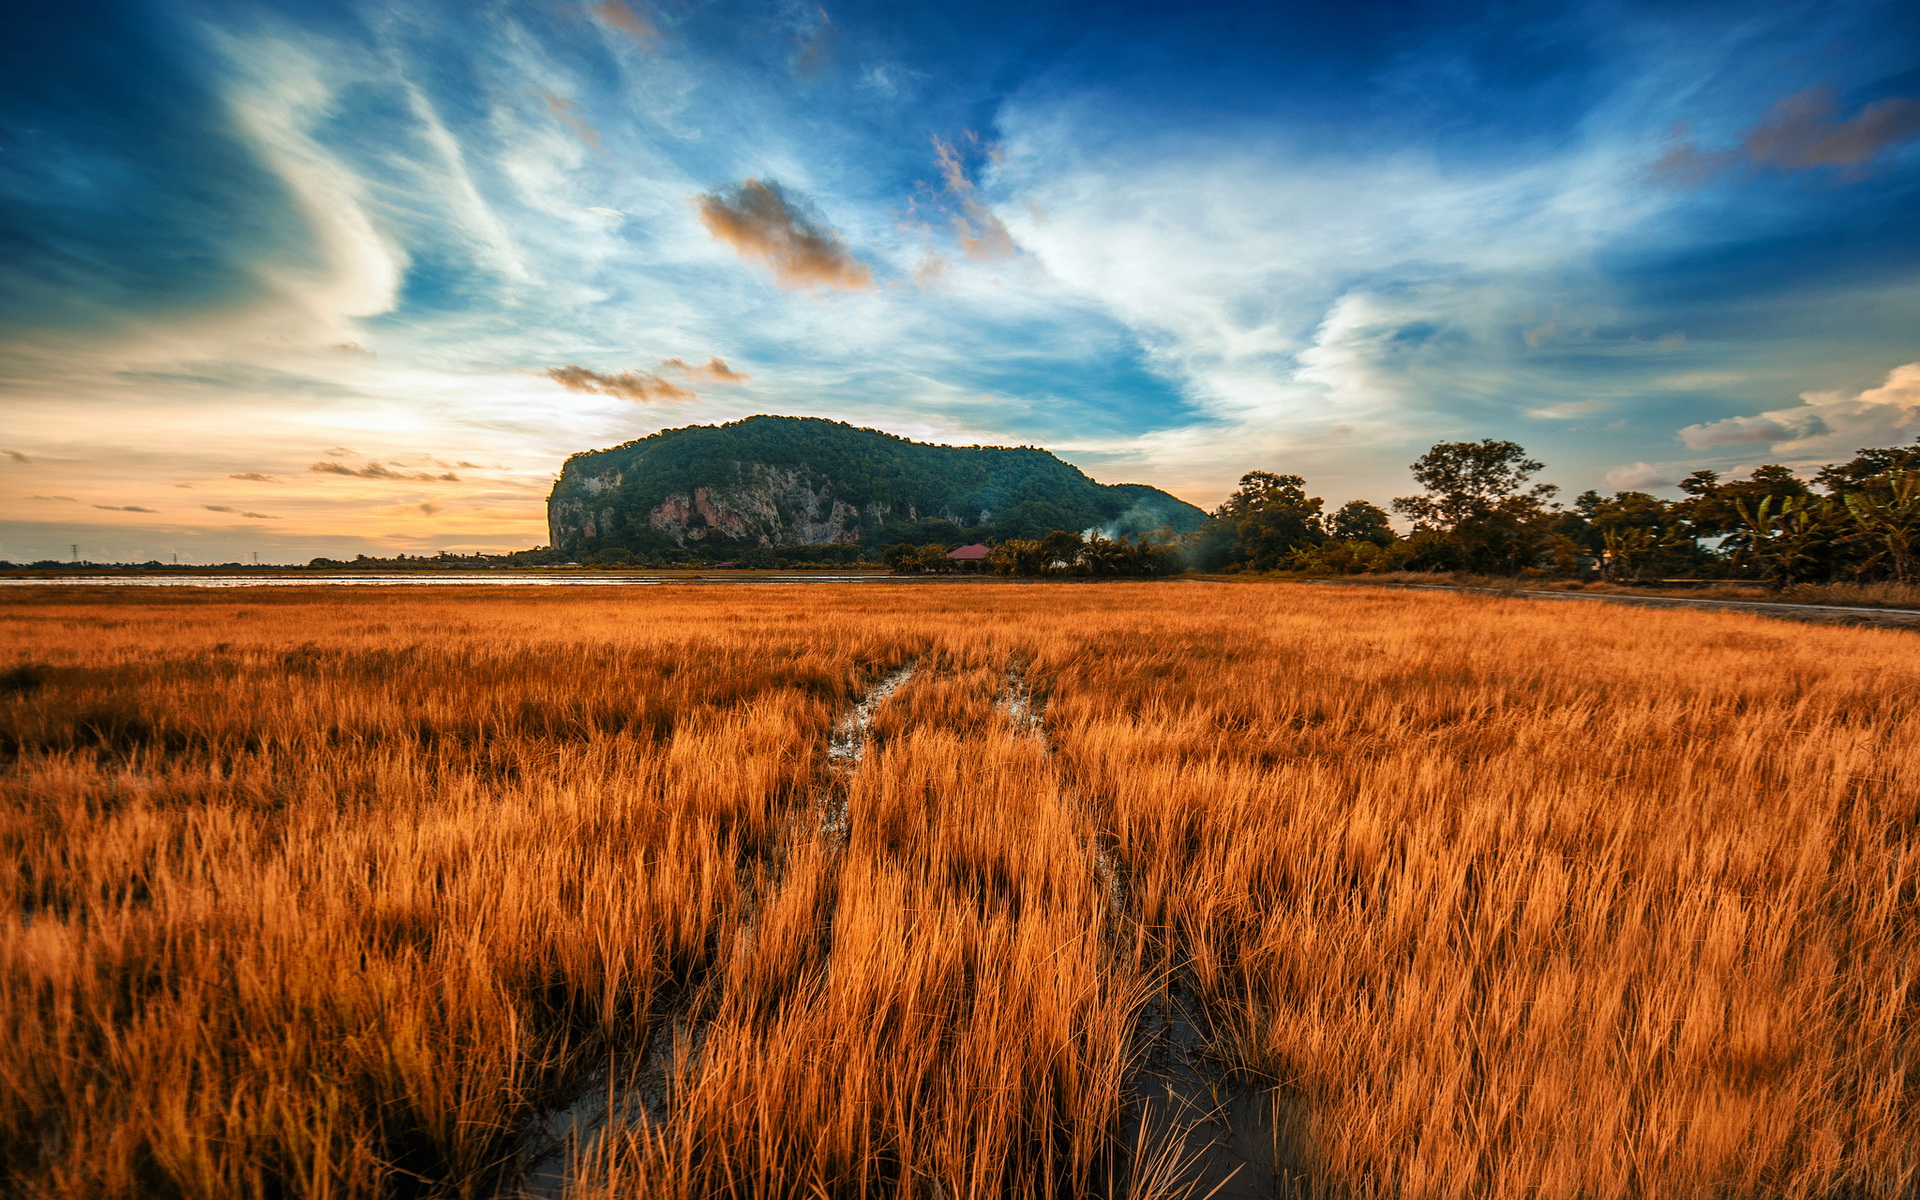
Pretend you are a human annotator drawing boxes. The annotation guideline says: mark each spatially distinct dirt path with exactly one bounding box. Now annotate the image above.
[998,661,1290,1199]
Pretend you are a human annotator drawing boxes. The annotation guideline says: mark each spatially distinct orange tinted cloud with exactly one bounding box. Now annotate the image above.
[590,0,661,49]
[931,135,1016,261]
[1655,87,1920,183]
[661,355,751,383]
[544,364,695,403]
[1745,87,1920,170]
[205,506,280,518]
[693,179,873,290]
[310,461,461,481]
[540,91,602,153]
[790,10,836,81]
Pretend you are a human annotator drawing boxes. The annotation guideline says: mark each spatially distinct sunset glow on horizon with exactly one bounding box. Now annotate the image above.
[3,0,1918,561]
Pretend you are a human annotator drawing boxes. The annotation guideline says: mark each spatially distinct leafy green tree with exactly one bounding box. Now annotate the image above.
[987,539,1048,576]
[1675,466,1809,538]
[1842,469,1920,584]
[1392,440,1557,573]
[1814,440,1920,494]
[1328,499,1394,546]
[1213,471,1327,570]
[1733,494,1847,586]
[1040,530,1087,572]
[882,543,923,573]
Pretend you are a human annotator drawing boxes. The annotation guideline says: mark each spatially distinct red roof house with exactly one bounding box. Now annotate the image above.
[946,543,990,561]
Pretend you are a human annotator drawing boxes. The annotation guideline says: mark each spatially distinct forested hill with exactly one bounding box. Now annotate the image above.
[547,416,1207,556]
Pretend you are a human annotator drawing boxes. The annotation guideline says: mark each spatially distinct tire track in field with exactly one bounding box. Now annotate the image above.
[999,657,1291,1199]
[821,661,917,843]
[518,662,921,1197]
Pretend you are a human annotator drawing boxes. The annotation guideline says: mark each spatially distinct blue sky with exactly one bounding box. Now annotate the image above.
[2,0,1918,560]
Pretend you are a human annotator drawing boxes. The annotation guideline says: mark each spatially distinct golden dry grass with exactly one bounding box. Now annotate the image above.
[1,582,1915,1200]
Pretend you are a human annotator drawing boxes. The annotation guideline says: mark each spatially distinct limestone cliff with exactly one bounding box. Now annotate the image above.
[546,416,1206,556]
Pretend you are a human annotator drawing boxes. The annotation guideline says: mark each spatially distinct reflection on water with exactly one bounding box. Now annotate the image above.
[0,573,889,588]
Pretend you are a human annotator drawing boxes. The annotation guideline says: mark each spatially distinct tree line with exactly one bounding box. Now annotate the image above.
[887,436,1920,584]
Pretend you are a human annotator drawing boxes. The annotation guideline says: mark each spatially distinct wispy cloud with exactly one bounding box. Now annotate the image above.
[230,472,279,482]
[661,356,751,383]
[1678,362,1920,457]
[1603,462,1682,490]
[309,461,461,481]
[543,365,694,403]
[1527,400,1606,420]
[205,505,280,518]
[790,10,837,82]
[694,179,873,290]
[589,1,661,51]
[29,495,76,502]
[94,504,159,512]
[3,450,28,463]
[930,134,1016,261]
[1655,87,1920,181]
[1746,88,1920,171]
[539,91,602,153]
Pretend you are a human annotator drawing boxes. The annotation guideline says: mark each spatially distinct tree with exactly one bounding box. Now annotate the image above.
[1040,530,1086,572]
[1213,471,1327,570]
[1842,469,1920,584]
[1392,440,1557,573]
[1675,465,1809,538]
[882,543,923,573]
[1732,494,1846,587]
[1328,500,1394,546]
[1814,440,1920,494]
[988,539,1048,576]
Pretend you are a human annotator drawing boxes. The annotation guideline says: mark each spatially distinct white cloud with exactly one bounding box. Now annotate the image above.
[1678,362,1920,455]
[1603,461,1681,490]
[215,35,408,334]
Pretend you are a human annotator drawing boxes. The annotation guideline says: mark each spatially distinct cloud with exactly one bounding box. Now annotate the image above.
[204,505,280,518]
[1526,400,1605,419]
[419,502,441,515]
[590,1,661,50]
[94,505,159,512]
[693,179,873,290]
[230,472,279,482]
[310,461,461,481]
[1603,462,1681,491]
[930,135,1016,261]
[1678,362,1920,456]
[790,11,837,81]
[2,450,27,463]
[1655,88,1920,182]
[543,365,694,403]
[217,35,406,332]
[30,495,76,502]
[660,356,750,383]
[1745,88,1920,171]
[539,91,602,153]
[913,252,950,289]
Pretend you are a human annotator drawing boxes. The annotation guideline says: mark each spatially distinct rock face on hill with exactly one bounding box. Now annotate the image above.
[547,416,1206,555]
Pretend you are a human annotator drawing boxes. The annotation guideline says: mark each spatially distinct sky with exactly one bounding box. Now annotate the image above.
[2,0,1918,563]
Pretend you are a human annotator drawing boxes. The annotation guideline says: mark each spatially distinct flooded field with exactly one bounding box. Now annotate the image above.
[3,583,1917,1199]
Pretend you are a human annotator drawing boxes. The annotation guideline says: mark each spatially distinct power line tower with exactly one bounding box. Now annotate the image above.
[70,543,79,563]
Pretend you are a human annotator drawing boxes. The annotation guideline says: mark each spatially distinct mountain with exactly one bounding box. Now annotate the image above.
[546,416,1207,557]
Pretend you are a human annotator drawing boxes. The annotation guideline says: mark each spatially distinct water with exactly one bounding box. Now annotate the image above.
[0,572,890,588]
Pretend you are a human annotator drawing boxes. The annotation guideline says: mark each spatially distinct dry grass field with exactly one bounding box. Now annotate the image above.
[2,582,1915,1200]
